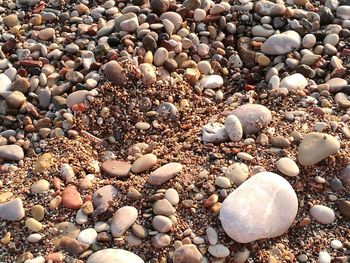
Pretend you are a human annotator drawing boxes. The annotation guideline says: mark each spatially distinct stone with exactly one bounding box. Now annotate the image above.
[326,78,347,93]
[117,14,139,32]
[148,162,183,185]
[255,0,286,16]
[225,115,243,142]
[56,237,89,255]
[331,239,343,249]
[152,233,171,248]
[276,157,299,177]
[224,162,249,186]
[208,244,230,258]
[153,199,175,216]
[252,25,275,38]
[160,12,183,30]
[152,215,173,232]
[302,34,317,48]
[27,233,42,243]
[93,185,118,215]
[60,163,75,182]
[338,200,350,218]
[280,73,308,91]
[220,172,298,243]
[335,92,350,108]
[61,185,83,209]
[0,74,12,93]
[77,228,98,245]
[33,153,53,175]
[165,188,179,204]
[38,28,55,40]
[199,75,224,89]
[3,14,19,27]
[25,218,43,232]
[104,61,128,87]
[340,165,350,189]
[173,244,202,263]
[0,198,25,221]
[150,0,170,13]
[337,6,350,19]
[154,47,169,67]
[131,154,157,173]
[215,176,231,188]
[297,132,340,166]
[318,251,331,263]
[66,90,89,108]
[194,9,207,22]
[231,104,272,134]
[101,160,131,178]
[111,206,138,237]
[233,248,250,263]
[132,224,148,238]
[87,249,144,263]
[31,179,50,194]
[0,145,24,161]
[202,122,228,143]
[261,30,301,55]
[310,205,335,224]
[6,91,26,108]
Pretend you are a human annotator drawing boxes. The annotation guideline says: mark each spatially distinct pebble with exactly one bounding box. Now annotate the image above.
[101,160,131,178]
[154,47,169,66]
[224,115,243,142]
[326,78,347,93]
[261,30,301,55]
[111,206,138,237]
[255,0,286,16]
[202,122,228,143]
[338,200,350,218]
[61,185,83,209]
[297,132,340,166]
[66,90,89,108]
[87,249,144,263]
[330,239,343,249]
[27,233,42,243]
[276,157,300,177]
[0,145,24,161]
[0,74,12,93]
[224,162,249,186]
[318,251,331,263]
[148,162,183,185]
[152,233,171,248]
[6,91,26,108]
[335,93,350,108]
[280,73,308,91]
[77,228,98,245]
[131,153,157,173]
[153,215,173,232]
[0,198,25,221]
[153,199,175,216]
[76,209,88,225]
[310,205,336,224]
[93,185,118,215]
[25,218,43,232]
[302,34,317,48]
[31,205,45,221]
[104,61,128,87]
[199,75,224,89]
[215,176,231,188]
[337,6,350,19]
[231,104,272,134]
[206,227,218,245]
[208,244,230,258]
[220,172,298,243]
[233,248,250,263]
[173,244,203,263]
[38,28,55,40]
[31,179,50,194]
[164,188,179,205]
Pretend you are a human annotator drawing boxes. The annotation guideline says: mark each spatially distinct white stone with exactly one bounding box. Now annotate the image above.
[0,73,12,93]
[220,172,298,243]
[76,209,88,225]
[310,205,335,224]
[330,239,342,249]
[208,244,230,258]
[280,73,308,91]
[337,6,350,20]
[94,221,111,232]
[87,249,144,263]
[318,251,331,263]
[0,198,25,221]
[206,226,218,245]
[276,157,299,177]
[224,162,249,186]
[66,90,89,108]
[261,30,301,55]
[77,228,98,245]
[27,233,42,243]
[199,75,224,89]
[164,188,179,205]
[202,122,228,143]
[224,115,243,142]
[24,256,45,263]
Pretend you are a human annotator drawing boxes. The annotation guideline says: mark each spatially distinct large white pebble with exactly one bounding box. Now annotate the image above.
[224,115,243,142]
[87,249,144,263]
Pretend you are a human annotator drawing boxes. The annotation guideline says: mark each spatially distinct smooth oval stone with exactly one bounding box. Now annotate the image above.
[173,244,203,263]
[337,5,350,19]
[220,172,298,243]
[61,185,83,209]
[261,30,301,55]
[225,115,243,142]
[104,61,128,87]
[338,200,350,219]
[77,228,98,245]
[154,47,169,66]
[199,75,224,89]
[326,78,348,93]
[25,218,43,232]
[66,90,89,108]
[280,73,308,90]
[0,198,25,221]
[38,28,55,40]
[318,251,331,263]
[202,122,228,143]
[87,249,144,263]
[0,73,12,93]
[335,92,350,108]
[231,104,272,134]
[310,205,335,224]
[297,132,340,166]
[148,162,183,185]
[164,188,179,204]
[159,12,183,30]
[276,157,300,177]
[152,215,173,232]
[255,0,286,16]
[31,179,50,194]
[131,154,157,173]
[101,160,131,178]
[0,145,24,161]
[27,233,42,243]
[208,244,230,258]
[111,206,138,237]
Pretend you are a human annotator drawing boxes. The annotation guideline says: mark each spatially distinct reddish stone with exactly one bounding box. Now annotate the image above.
[20,59,43,67]
[101,160,132,178]
[61,185,83,209]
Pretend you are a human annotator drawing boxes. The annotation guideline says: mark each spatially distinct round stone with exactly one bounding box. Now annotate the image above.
[197,61,211,74]
[318,251,331,263]
[0,198,25,221]
[164,188,179,205]
[276,157,300,177]
[152,215,173,232]
[173,244,203,263]
[131,154,157,173]
[101,160,131,178]
[330,239,342,249]
[31,179,50,194]
[154,47,169,67]
[38,28,55,40]
[208,244,230,258]
[194,9,206,22]
[338,200,350,219]
[66,90,89,108]
[302,34,316,48]
[87,249,144,263]
[261,30,301,55]
[297,132,340,166]
[215,176,231,188]
[77,228,98,245]
[153,199,175,216]
[31,205,45,221]
[104,61,128,87]
[6,91,26,108]
[199,75,224,89]
[220,172,298,243]
[280,73,308,91]
[224,162,249,186]
[150,0,170,13]
[27,233,42,243]
[310,205,335,224]
[148,162,183,185]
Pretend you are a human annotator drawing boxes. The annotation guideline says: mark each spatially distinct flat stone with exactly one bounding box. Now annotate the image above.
[77,228,98,245]
[115,13,139,32]
[3,14,19,27]
[151,233,171,248]
[93,185,118,215]
[87,249,144,263]
[297,132,340,166]
[66,90,89,108]
[310,205,335,224]
[148,162,183,185]
[335,92,350,108]
[153,199,175,216]
[220,172,298,243]
[261,30,301,55]
[111,206,138,237]
[131,153,157,173]
[326,78,348,93]
[173,244,203,263]
[0,145,24,161]
[276,157,299,177]
[225,115,243,142]
[199,75,224,89]
[61,185,83,209]
[160,12,183,30]
[337,5,350,19]
[101,160,131,178]
[202,122,228,143]
[208,244,230,258]
[231,104,272,134]
[0,198,25,221]
[280,73,308,91]
[152,215,173,232]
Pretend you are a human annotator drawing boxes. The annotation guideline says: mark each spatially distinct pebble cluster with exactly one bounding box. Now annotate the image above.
[0,0,349,262]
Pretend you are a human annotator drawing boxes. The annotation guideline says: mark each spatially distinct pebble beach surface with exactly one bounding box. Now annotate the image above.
[0,0,349,262]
